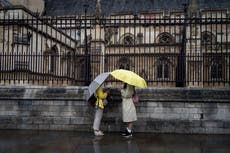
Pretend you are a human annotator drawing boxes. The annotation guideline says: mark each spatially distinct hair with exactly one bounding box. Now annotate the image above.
[133,87,136,95]
[123,83,127,89]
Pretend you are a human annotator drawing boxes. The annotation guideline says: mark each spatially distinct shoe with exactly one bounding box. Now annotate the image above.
[121,129,128,136]
[94,130,104,136]
[122,130,132,138]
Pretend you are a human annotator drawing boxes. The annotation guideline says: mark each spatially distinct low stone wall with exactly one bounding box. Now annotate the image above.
[0,86,230,134]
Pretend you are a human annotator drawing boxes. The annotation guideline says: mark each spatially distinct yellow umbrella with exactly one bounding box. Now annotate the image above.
[110,69,147,88]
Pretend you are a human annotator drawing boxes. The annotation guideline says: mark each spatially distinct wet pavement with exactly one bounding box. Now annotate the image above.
[0,130,230,153]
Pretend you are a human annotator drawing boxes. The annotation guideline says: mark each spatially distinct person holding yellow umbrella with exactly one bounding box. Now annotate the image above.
[110,69,147,89]
[120,83,137,138]
[110,69,147,138]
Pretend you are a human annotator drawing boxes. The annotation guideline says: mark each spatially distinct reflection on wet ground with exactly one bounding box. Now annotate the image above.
[0,130,230,153]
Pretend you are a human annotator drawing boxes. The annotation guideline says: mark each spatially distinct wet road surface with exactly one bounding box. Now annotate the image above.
[0,130,230,153]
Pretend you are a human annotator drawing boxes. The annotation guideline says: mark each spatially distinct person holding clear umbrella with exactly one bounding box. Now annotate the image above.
[93,85,109,136]
[87,72,110,136]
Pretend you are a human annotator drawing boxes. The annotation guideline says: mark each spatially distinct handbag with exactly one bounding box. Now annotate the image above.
[88,94,97,107]
[132,94,139,104]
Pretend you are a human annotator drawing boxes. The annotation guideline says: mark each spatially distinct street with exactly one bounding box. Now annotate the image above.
[0,130,230,153]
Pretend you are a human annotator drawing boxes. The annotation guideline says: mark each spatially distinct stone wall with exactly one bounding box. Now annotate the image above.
[0,86,230,134]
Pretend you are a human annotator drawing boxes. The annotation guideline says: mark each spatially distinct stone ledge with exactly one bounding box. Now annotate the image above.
[0,86,229,134]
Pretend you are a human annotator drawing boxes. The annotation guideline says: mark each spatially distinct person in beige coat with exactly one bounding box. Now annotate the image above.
[120,83,137,138]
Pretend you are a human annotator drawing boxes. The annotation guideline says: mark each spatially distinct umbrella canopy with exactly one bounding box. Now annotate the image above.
[110,69,147,88]
[87,72,110,100]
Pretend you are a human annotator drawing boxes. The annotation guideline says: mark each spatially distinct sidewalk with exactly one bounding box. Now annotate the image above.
[0,130,230,153]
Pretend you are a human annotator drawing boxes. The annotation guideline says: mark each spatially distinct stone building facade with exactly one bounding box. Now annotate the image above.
[44,0,230,87]
[0,0,230,134]
[0,6,77,85]
[0,0,229,87]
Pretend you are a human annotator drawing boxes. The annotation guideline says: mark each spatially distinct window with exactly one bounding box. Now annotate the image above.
[120,33,134,45]
[157,32,174,44]
[14,60,29,70]
[118,57,131,70]
[201,31,216,45]
[13,51,29,70]
[90,43,101,63]
[79,58,86,79]
[210,58,222,80]
[156,58,170,79]
[137,33,143,44]
[13,32,32,45]
[49,50,56,73]
[44,46,58,73]
[61,51,72,76]
[114,30,118,44]
[123,36,134,45]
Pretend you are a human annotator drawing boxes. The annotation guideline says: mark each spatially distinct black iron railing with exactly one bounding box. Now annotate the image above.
[0,7,229,87]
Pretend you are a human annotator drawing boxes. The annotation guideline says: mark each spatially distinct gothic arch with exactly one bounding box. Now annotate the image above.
[156,32,175,44]
[119,33,135,45]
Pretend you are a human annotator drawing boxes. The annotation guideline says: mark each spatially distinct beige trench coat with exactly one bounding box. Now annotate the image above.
[121,84,137,122]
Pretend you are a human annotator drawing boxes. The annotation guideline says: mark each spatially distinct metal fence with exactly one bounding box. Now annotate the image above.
[0,7,229,87]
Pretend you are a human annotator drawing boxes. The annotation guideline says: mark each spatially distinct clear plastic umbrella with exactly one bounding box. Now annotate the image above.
[87,72,110,100]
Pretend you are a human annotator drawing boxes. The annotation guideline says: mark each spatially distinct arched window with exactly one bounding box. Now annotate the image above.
[156,57,170,79]
[44,45,58,73]
[61,51,72,76]
[117,57,131,70]
[120,33,134,45]
[210,58,222,80]
[50,51,56,73]
[201,31,216,45]
[157,32,174,44]
[78,58,85,79]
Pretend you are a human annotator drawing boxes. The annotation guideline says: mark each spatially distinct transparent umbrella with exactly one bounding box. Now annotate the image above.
[87,72,110,100]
